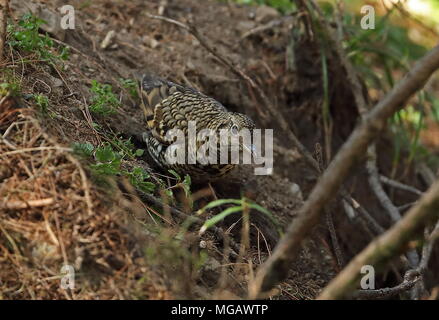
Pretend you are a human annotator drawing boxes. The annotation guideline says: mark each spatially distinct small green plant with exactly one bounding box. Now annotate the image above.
[72,142,95,158]
[119,78,139,99]
[168,170,191,197]
[310,4,435,173]
[73,142,156,193]
[167,169,192,208]
[109,135,144,160]
[197,197,279,235]
[34,94,49,113]
[126,167,155,193]
[8,13,69,63]
[0,81,21,96]
[89,80,120,115]
[342,10,429,169]
[90,143,122,175]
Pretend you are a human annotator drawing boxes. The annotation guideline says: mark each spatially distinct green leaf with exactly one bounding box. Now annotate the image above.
[168,169,181,181]
[119,78,139,99]
[200,206,243,234]
[89,80,120,116]
[95,145,116,162]
[183,174,191,187]
[126,167,155,193]
[131,167,150,179]
[90,162,120,175]
[164,189,174,199]
[72,142,94,157]
[197,199,243,214]
[140,182,155,193]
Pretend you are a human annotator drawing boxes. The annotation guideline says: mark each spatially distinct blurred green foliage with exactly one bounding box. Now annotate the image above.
[227,0,295,13]
[332,3,438,167]
[226,0,439,168]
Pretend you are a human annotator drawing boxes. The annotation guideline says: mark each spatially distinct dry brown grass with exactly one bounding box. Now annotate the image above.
[0,96,172,299]
[0,0,343,300]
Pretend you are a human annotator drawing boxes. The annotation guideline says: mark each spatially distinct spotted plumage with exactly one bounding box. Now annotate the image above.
[140,74,255,182]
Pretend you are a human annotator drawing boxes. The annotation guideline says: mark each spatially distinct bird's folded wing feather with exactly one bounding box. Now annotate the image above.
[141,75,227,145]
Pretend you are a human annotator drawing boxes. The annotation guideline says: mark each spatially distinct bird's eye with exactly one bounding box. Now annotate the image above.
[231,125,239,135]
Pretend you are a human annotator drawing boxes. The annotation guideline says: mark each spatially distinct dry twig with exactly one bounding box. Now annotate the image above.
[1,198,54,209]
[366,145,403,223]
[240,18,288,41]
[313,0,428,293]
[379,175,423,196]
[352,270,421,299]
[318,179,439,299]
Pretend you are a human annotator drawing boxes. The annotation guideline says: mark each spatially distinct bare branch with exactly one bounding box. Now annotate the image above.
[311,0,424,293]
[366,145,403,223]
[342,195,385,234]
[397,202,417,212]
[419,220,439,272]
[352,270,421,300]
[318,179,439,299]
[326,210,344,269]
[249,44,439,298]
[379,175,423,196]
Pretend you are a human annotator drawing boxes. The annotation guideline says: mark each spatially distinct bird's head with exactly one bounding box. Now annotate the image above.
[219,112,256,157]
[229,112,256,133]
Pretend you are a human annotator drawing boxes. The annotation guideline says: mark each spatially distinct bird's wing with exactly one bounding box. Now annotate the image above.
[141,75,227,145]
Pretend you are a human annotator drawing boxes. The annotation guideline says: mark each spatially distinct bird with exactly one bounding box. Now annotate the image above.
[140,74,255,182]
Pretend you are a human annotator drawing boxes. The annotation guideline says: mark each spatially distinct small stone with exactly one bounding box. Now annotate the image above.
[49,75,63,88]
[186,60,195,70]
[142,35,159,49]
[289,183,303,201]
